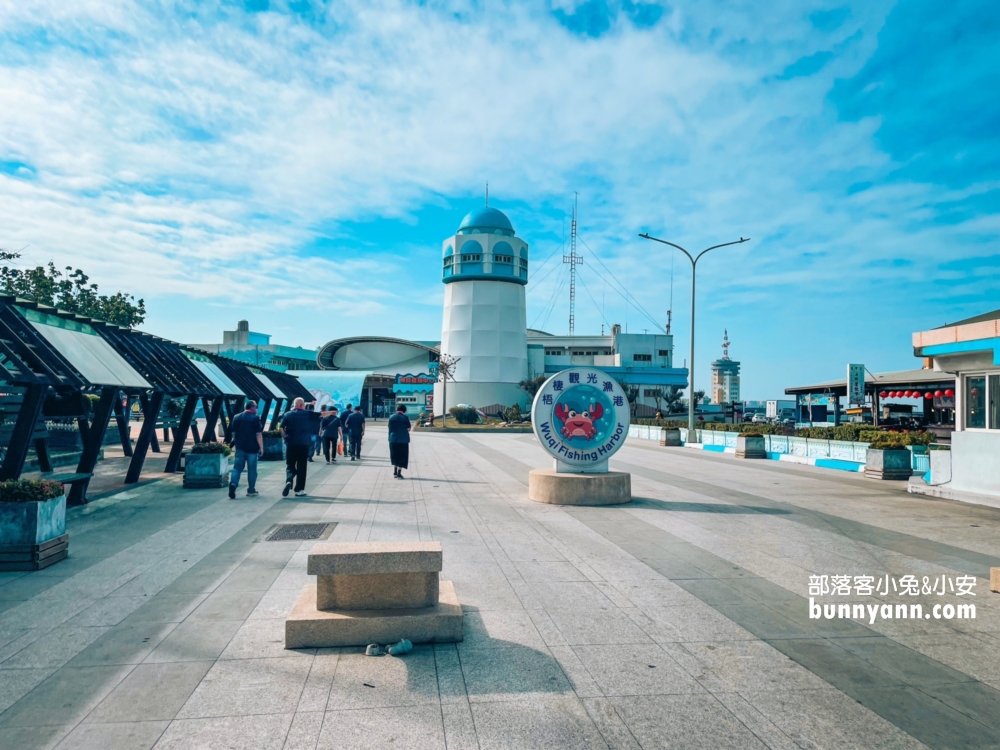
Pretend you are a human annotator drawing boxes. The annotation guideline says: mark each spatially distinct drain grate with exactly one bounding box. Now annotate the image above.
[264,522,336,542]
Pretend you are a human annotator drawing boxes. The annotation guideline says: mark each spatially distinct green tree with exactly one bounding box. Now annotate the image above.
[518,375,548,400]
[0,250,146,328]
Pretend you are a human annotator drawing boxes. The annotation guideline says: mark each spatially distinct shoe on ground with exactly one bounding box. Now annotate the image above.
[295,490,308,497]
[282,481,292,497]
[247,490,259,497]
[228,485,236,499]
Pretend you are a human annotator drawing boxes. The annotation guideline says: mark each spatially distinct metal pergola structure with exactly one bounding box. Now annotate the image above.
[0,295,312,505]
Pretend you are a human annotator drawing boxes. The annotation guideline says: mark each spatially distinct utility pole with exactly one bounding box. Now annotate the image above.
[638,233,750,436]
[563,193,583,335]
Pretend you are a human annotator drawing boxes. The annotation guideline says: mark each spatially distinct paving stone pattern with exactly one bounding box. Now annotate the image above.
[3,428,1000,748]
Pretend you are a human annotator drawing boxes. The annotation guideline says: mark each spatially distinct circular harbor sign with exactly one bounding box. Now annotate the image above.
[531,367,630,470]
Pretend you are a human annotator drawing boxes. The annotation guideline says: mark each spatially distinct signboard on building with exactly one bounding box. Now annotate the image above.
[531,367,630,472]
[848,364,866,406]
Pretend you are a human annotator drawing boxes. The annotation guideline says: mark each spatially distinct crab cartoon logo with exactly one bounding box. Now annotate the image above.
[532,367,631,469]
[554,400,604,441]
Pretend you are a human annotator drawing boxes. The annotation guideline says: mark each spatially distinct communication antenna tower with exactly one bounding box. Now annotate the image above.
[563,193,583,335]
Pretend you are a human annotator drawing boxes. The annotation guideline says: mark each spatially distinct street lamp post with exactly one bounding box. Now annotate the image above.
[638,233,750,436]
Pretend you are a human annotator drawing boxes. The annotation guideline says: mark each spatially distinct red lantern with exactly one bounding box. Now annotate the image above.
[906,390,915,398]
[887,391,895,398]
[934,390,942,398]
[879,391,888,398]
[924,391,933,399]
[945,389,954,397]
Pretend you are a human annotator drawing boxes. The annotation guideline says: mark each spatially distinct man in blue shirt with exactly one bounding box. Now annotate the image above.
[229,399,263,499]
[280,397,314,497]
[346,407,366,460]
[321,407,342,464]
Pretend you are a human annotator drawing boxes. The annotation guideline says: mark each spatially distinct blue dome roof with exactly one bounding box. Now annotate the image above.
[458,207,514,235]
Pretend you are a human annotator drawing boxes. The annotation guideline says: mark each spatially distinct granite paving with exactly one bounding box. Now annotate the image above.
[3,427,1000,748]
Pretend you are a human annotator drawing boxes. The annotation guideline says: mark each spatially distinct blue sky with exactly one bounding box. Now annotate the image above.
[1,0,997,399]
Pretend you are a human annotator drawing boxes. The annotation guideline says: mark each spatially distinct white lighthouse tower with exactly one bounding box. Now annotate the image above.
[436,205,529,414]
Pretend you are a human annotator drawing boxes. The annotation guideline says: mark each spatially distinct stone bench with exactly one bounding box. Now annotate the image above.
[285,541,463,649]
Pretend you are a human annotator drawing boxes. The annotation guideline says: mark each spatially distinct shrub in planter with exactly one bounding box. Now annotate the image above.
[864,438,912,480]
[190,442,232,456]
[0,480,68,569]
[736,432,767,459]
[184,444,232,489]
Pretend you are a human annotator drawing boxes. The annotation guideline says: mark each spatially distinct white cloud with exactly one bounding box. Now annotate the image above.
[0,0,995,396]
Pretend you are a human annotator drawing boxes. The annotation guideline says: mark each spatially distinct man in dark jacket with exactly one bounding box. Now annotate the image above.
[280,397,313,497]
[345,407,366,460]
[229,399,263,498]
[321,407,342,464]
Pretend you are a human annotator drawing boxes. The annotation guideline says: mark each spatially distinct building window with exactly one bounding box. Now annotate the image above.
[544,349,564,356]
[965,375,986,429]
[991,374,1000,430]
[444,256,454,266]
[633,354,652,362]
[520,258,528,267]
[461,254,481,262]
[658,350,670,357]
[572,350,600,356]
[494,255,513,264]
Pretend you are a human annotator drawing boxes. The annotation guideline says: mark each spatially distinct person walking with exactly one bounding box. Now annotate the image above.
[280,397,313,497]
[229,399,263,498]
[388,404,411,479]
[341,404,353,458]
[345,406,366,460]
[321,406,342,463]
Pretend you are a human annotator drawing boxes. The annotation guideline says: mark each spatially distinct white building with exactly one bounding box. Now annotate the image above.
[436,206,530,412]
[710,330,741,404]
[313,204,689,417]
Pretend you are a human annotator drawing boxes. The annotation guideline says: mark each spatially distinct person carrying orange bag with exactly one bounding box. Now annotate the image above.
[320,406,343,464]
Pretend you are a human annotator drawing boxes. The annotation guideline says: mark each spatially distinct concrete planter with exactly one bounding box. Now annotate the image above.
[659,428,682,447]
[262,436,284,461]
[183,453,231,489]
[864,449,912,480]
[736,434,767,459]
[0,494,69,571]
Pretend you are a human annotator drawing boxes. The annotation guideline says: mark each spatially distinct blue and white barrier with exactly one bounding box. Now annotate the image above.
[627,426,928,475]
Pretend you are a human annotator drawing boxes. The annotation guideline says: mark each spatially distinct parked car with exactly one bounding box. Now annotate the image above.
[751,413,768,424]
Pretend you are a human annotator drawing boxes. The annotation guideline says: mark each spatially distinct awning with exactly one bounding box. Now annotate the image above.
[785,369,954,397]
[19,306,150,388]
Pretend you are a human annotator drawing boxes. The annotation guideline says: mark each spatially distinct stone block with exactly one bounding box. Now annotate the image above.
[991,568,1000,594]
[736,435,766,459]
[317,572,439,611]
[528,469,631,506]
[307,541,442,576]
[660,428,682,447]
[285,581,464,648]
[864,449,912,481]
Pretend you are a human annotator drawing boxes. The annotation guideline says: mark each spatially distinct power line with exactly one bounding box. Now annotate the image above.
[576,237,662,331]
[576,235,663,331]
[539,266,569,332]
[529,264,567,330]
[576,267,612,332]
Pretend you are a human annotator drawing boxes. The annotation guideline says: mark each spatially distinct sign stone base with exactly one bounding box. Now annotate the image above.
[528,469,631,506]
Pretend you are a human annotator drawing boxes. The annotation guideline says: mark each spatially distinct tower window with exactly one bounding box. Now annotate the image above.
[494,255,513,264]
[444,256,454,266]
[658,350,669,357]
[520,258,528,267]
[633,354,652,362]
[461,254,481,262]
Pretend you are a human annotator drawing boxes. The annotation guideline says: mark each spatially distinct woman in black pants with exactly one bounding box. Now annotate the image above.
[387,404,411,479]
